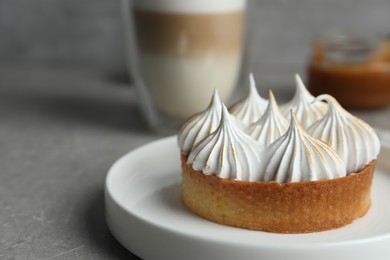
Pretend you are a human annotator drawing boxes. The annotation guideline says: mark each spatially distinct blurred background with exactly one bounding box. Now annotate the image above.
[1,1,390,259]
[1,0,389,79]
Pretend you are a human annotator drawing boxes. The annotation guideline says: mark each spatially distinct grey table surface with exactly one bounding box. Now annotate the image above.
[1,66,390,260]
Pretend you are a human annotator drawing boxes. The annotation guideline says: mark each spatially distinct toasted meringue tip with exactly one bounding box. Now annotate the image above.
[268,88,275,99]
[211,88,222,103]
[267,89,279,108]
[220,103,230,119]
[289,110,304,128]
[249,72,256,86]
[295,73,305,86]
[313,94,343,113]
[248,73,258,95]
[313,94,335,103]
[212,88,219,97]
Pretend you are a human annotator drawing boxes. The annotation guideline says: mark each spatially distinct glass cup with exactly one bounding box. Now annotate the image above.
[122,0,248,133]
[307,32,390,109]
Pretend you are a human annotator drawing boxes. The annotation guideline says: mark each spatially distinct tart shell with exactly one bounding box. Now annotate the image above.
[181,155,375,233]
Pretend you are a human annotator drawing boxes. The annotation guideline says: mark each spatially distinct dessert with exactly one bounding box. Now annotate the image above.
[178,75,380,233]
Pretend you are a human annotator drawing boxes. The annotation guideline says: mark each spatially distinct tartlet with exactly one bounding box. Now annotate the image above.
[178,74,380,233]
[181,155,375,233]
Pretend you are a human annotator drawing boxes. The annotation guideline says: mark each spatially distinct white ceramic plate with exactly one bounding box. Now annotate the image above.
[105,136,390,260]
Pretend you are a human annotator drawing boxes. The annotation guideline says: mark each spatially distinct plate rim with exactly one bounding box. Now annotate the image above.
[105,135,390,257]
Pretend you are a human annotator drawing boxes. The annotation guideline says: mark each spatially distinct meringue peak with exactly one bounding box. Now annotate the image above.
[229,73,268,130]
[295,73,313,100]
[248,73,259,98]
[258,111,346,182]
[308,94,381,173]
[188,104,262,181]
[314,94,352,119]
[267,89,280,112]
[281,74,327,128]
[247,89,288,148]
[210,89,222,108]
[177,89,222,155]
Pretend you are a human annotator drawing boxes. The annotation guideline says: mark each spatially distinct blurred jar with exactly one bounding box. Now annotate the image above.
[308,33,390,109]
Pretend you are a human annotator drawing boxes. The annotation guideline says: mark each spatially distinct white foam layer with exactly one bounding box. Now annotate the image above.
[133,0,246,14]
[139,52,242,118]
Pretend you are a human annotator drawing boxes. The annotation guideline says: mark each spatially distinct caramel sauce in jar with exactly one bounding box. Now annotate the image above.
[308,35,390,109]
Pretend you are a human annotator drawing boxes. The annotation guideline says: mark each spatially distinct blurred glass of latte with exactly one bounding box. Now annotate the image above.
[125,0,247,128]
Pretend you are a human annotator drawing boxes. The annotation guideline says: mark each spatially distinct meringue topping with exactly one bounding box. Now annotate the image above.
[178,89,222,155]
[247,89,289,148]
[187,105,262,181]
[307,94,381,173]
[229,73,268,130]
[257,112,346,182]
[281,74,327,128]
[178,74,379,184]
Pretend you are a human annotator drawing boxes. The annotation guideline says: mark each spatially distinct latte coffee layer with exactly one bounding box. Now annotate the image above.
[134,9,243,58]
[132,2,245,118]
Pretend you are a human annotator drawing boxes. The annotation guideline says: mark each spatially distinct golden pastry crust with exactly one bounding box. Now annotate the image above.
[181,155,375,233]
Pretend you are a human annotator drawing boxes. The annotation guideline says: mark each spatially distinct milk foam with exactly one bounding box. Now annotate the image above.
[139,53,241,118]
[133,0,246,14]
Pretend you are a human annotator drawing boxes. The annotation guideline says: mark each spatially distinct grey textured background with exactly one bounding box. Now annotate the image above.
[1,0,390,74]
[1,1,390,259]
